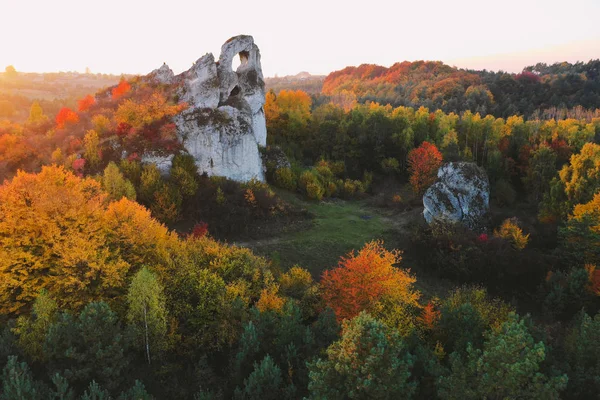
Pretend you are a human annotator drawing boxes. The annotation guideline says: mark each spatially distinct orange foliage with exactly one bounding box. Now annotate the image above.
[55,107,79,129]
[419,302,440,330]
[112,79,131,100]
[321,240,419,321]
[585,264,600,296]
[407,141,443,195]
[256,287,284,313]
[77,94,96,112]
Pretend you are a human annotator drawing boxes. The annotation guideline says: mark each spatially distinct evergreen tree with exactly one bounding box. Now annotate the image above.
[308,312,415,399]
[437,313,567,399]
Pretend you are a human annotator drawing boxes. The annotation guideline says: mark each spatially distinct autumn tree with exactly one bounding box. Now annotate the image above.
[494,217,530,250]
[407,141,443,195]
[0,166,175,315]
[308,312,416,399]
[559,192,600,265]
[26,102,48,126]
[540,142,600,221]
[321,240,420,322]
[83,129,101,170]
[112,79,131,100]
[102,162,136,201]
[4,65,17,79]
[77,95,96,112]
[127,267,167,364]
[55,107,79,129]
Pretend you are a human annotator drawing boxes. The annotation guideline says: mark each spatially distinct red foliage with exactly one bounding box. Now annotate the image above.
[72,158,85,177]
[55,107,79,129]
[112,79,131,100]
[77,95,96,112]
[549,137,572,163]
[515,70,541,84]
[407,141,443,194]
[127,152,140,161]
[419,302,440,330]
[477,233,489,242]
[116,122,133,138]
[190,222,209,238]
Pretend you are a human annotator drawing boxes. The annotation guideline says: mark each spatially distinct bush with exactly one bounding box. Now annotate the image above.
[274,167,296,191]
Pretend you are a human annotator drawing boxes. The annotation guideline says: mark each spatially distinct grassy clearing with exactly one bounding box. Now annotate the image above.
[241,191,395,277]
[236,188,454,300]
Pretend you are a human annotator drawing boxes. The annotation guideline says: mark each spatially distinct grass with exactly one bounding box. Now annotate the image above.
[244,191,395,277]
[238,188,455,300]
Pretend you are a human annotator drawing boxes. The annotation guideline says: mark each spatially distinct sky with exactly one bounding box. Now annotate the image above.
[1,0,599,77]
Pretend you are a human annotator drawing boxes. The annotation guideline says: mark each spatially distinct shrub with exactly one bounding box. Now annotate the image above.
[274,167,296,191]
[494,218,530,250]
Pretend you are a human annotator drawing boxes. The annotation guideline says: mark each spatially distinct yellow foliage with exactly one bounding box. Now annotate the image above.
[115,93,183,129]
[0,166,180,315]
[256,285,285,313]
[494,218,530,250]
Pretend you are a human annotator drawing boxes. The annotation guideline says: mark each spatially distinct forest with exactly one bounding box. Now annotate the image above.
[0,56,600,400]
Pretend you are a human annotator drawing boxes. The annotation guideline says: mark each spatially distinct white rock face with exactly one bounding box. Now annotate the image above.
[423,162,490,229]
[148,63,174,84]
[180,54,220,110]
[146,35,267,182]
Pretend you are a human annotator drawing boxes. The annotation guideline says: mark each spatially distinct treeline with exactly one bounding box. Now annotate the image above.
[266,89,600,208]
[320,60,600,118]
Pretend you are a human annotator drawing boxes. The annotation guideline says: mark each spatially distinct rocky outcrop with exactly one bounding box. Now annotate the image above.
[147,35,267,182]
[423,162,490,229]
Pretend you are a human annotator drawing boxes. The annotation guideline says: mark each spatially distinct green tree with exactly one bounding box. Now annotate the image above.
[234,355,294,400]
[437,313,567,400]
[1,356,44,400]
[102,162,136,201]
[14,290,58,361]
[45,302,129,392]
[308,312,415,399]
[127,268,167,364]
[79,381,110,400]
[563,311,600,399]
[171,154,199,198]
[524,145,557,202]
[117,380,154,400]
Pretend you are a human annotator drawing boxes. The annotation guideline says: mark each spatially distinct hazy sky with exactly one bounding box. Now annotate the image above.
[2,0,599,77]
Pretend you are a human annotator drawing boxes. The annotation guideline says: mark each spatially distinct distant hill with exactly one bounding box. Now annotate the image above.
[321,60,600,118]
[265,72,325,94]
[0,71,129,122]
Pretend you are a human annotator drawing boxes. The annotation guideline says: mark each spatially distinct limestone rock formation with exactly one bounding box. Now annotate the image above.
[423,162,490,229]
[146,35,267,182]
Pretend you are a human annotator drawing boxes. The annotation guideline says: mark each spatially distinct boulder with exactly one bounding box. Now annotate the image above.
[423,162,490,229]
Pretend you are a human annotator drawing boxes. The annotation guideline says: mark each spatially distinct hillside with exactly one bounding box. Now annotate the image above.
[0,69,127,122]
[321,60,600,118]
